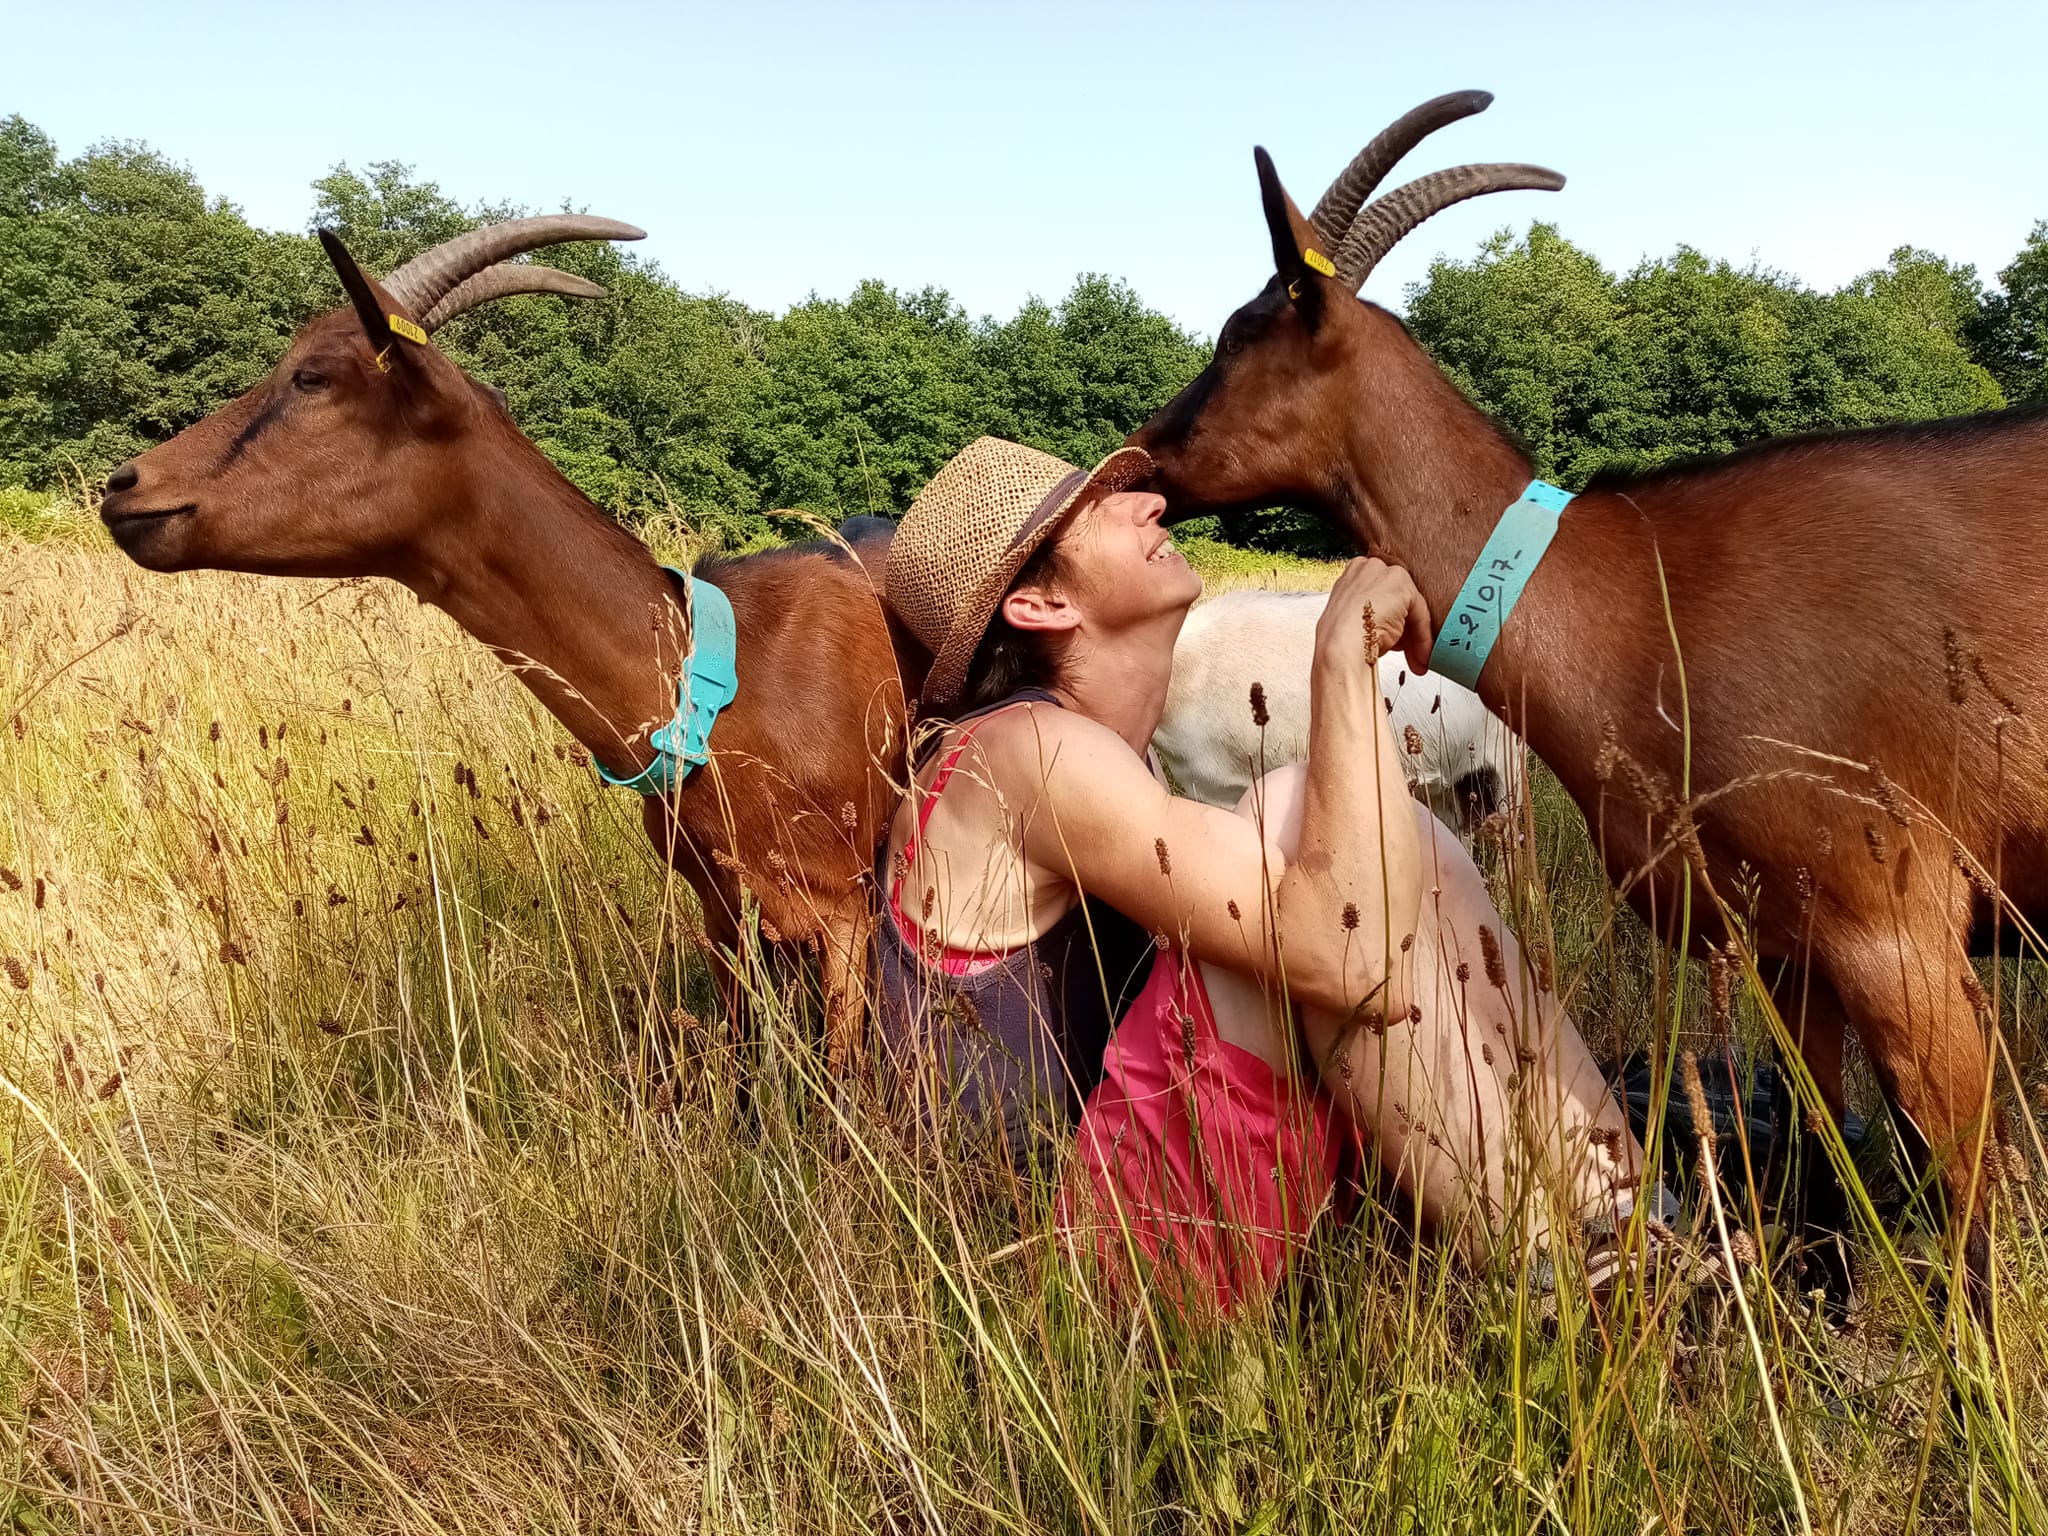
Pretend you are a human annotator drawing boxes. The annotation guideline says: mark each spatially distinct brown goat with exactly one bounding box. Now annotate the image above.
[97,218,917,1075]
[1133,92,2047,1306]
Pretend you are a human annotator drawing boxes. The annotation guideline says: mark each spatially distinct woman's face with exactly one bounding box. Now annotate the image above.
[1048,489,1203,630]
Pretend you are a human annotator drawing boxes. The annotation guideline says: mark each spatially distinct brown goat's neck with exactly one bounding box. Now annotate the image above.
[401,436,684,781]
[1329,321,1536,615]
[1331,316,1659,759]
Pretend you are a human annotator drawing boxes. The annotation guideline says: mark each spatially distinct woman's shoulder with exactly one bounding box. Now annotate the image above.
[964,702,1160,809]
[968,698,1124,759]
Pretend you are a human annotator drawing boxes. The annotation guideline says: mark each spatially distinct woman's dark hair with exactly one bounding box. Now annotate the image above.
[959,534,1072,714]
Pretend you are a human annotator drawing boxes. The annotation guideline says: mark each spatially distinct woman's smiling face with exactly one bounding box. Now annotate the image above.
[1053,488,1204,628]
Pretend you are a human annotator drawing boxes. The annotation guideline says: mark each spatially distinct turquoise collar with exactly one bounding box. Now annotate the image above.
[1427,479,1573,688]
[595,567,739,795]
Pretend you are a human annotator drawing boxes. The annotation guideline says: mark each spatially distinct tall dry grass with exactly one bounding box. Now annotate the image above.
[3,503,2046,1532]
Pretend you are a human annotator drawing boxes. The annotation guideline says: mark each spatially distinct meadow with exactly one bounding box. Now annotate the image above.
[3,501,2046,1533]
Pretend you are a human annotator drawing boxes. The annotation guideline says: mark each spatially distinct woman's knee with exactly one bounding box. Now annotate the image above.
[1230,763,1308,853]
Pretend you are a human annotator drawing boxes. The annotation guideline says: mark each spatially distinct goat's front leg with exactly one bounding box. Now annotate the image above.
[1818,899,1997,1330]
[1766,963,1854,1315]
[817,899,875,1085]
[697,901,745,1042]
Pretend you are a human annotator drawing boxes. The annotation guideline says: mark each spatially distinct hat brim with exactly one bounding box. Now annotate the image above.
[918,445,1154,714]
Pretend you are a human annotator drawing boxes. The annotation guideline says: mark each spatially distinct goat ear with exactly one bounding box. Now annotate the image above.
[1255,148,1327,328]
[318,229,398,357]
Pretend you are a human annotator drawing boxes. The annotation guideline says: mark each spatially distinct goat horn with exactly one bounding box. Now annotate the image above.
[1333,163,1565,290]
[1309,90,1495,244]
[383,215,645,321]
[420,264,610,332]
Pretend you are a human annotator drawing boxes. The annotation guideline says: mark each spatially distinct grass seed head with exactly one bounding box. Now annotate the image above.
[1952,840,1995,896]
[1708,947,1733,1041]
[1961,969,1991,1018]
[1971,650,2021,716]
[1594,717,1620,783]
[1478,925,1507,989]
[1680,1051,1715,1155]
[1869,762,1910,827]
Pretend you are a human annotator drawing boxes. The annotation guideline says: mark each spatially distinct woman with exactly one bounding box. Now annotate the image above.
[878,438,1673,1312]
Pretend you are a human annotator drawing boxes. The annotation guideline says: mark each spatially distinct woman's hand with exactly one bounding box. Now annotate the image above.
[1315,557,1433,678]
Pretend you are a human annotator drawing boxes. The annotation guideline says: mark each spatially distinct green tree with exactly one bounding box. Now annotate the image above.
[1971,221,2048,403]
[9,112,2019,562]
[1406,222,1653,482]
[0,116,326,487]
[976,274,1208,467]
[749,281,989,518]
[1819,246,2002,425]
[1402,224,2005,502]
[308,160,478,274]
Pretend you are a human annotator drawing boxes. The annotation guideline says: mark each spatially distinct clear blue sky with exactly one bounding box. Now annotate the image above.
[6,0,2042,334]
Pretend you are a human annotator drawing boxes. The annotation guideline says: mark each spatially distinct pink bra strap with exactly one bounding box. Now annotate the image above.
[891,700,1039,932]
[902,733,977,867]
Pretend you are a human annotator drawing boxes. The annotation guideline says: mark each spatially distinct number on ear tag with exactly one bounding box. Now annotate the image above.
[386,314,430,347]
[1301,247,1336,278]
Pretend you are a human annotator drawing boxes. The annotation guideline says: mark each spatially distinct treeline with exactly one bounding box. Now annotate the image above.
[3,113,2044,554]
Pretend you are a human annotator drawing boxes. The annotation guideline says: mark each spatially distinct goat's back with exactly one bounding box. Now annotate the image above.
[650,544,905,935]
[1575,407,2048,924]
[1155,588,1520,822]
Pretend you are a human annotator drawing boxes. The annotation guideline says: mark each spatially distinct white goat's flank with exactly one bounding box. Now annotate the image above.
[1154,589,1522,824]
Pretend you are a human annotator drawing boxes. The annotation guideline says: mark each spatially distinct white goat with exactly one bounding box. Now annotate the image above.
[1155,589,1522,827]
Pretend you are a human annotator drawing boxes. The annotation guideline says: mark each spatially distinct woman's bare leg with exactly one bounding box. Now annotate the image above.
[1201,765,1650,1259]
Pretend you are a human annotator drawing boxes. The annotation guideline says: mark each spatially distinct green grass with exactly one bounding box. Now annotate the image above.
[1176,534,1342,595]
[3,500,2046,1532]
[0,487,70,543]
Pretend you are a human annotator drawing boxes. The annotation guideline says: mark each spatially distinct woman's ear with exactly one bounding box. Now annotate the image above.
[1001,583,1082,634]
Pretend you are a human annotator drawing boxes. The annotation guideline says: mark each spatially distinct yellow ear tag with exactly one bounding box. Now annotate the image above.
[372,346,393,373]
[1301,246,1337,278]
[386,314,429,346]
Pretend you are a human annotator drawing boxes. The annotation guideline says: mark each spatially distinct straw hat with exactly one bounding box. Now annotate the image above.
[887,437,1154,713]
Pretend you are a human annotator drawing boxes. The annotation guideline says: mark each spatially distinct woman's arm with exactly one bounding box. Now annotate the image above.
[990,558,1429,1022]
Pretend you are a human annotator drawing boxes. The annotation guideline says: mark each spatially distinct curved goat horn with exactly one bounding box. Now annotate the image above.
[1333,163,1565,290]
[420,264,610,333]
[383,215,645,321]
[1309,89,1496,243]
